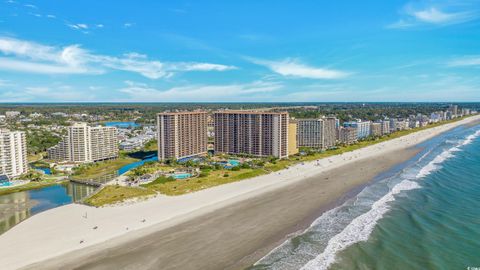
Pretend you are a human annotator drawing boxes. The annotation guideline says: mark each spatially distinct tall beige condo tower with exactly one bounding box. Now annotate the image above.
[0,129,28,178]
[157,111,208,161]
[213,111,289,158]
[296,117,337,150]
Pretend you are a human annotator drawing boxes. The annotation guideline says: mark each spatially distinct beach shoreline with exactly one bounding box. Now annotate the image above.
[0,115,478,270]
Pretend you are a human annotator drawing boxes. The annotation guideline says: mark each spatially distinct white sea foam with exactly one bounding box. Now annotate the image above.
[298,129,480,270]
[299,180,420,270]
[416,130,480,179]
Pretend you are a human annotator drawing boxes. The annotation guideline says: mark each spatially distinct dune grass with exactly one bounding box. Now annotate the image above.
[84,185,155,207]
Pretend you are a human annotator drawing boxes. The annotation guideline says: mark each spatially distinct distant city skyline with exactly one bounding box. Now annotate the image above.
[1,0,480,102]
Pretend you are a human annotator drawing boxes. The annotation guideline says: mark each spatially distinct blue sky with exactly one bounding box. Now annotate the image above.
[0,0,480,102]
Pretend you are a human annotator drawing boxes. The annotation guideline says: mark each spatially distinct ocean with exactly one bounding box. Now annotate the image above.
[252,123,480,270]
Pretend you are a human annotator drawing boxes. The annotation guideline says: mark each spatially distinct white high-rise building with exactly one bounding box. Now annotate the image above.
[48,123,118,163]
[0,129,28,178]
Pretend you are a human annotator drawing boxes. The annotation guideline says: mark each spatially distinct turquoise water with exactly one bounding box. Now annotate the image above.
[228,159,240,166]
[0,182,96,235]
[33,167,51,175]
[104,121,140,128]
[0,182,12,187]
[117,154,158,175]
[253,123,480,270]
[172,173,191,179]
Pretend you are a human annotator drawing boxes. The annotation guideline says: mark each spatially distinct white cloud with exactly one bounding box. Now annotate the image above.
[119,80,283,101]
[24,4,37,9]
[249,58,349,79]
[412,8,465,23]
[170,62,237,72]
[0,37,236,78]
[388,1,480,29]
[68,23,88,30]
[46,14,56,19]
[124,23,134,28]
[96,24,104,28]
[447,56,480,67]
[0,84,97,102]
[0,79,11,87]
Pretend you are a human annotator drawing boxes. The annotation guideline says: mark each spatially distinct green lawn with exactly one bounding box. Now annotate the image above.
[84,185,155,207]
[145,168,267,196]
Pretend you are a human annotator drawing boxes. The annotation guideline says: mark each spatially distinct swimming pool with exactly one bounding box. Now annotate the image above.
[0,182,12,187]
[228,160,240,166]
[172,173,191,179]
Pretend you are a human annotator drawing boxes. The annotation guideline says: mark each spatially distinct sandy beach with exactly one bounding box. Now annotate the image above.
[1,115,478,270]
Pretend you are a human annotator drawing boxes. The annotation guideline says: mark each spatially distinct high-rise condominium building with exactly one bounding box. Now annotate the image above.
[157,111,208,161]
[370,122,382,137]
[448,104,458,117]
[213,111,289,158]
[380,120,391,135]
[0,129,27,178]
[48,123,118,163]
[344,120,371,139]
[296,117,337,150]
[338,126,358,145]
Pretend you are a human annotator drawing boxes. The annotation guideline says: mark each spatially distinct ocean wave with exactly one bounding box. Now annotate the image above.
[299,180,420,270]
[416,130,480,179]
[298,129,480,270]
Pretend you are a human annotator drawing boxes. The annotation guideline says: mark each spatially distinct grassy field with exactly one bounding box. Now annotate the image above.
[145,168,267,196]
[27,152,44,163]
[84,185,155,207]
[0,179,61,196]
[83,115,475,206]
[71,157,139,180]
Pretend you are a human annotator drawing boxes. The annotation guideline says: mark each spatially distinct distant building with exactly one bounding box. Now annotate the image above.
[394,120,408,131]
[0,129,28,178]
[344,120,371,139]
[448,104,458,117]
[370,122,382,137]
[28,113,43,118]
[157,111,208,161]
[214,111,289,158]
[380,120,390,135]
[323,117,337,148]
[338,126,357,145]
[296,119,323,149]
[51,112,68,117]
[48,123,118,163]
[5,111,21,118]
[288,121,299,156]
